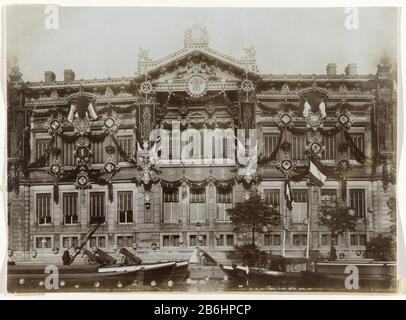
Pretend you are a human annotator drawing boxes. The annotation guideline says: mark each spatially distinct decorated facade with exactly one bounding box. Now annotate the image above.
[7,25,396,262]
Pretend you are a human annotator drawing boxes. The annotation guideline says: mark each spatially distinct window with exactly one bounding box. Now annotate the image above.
[322,136,336,160]
[349,189,365,218]
[91,140,104,164]
[117,236,134,247]
[263,133,279,158]
[189,188,206,223]
[118,191,133,224]
[163,235,180,247]
[350,234,367,246]
[321,234,338,246]
[291,134,306,160]
[36,237,52,249]
[90,236,106,248]
[212,132,234,161]
[163,189,180,223]
[90,192,106,224]
[63,193,78,224]
[292,234,307,246]
[36,193,51,225]
[321,189,337,207]
[217,189,233,221]
[190,234,207,247]
[62,236,79,249]
[349,134,364,160]
[36,139,51,166]
[291,190,307,223]
[117,136,133,162]
[63,140,75,166]
[321,234,328,246]
[263,189,280,211]
[264,234,282,246]
[216,234,234,247]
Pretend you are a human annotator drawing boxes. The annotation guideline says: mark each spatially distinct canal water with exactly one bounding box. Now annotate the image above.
[8,277,397,294]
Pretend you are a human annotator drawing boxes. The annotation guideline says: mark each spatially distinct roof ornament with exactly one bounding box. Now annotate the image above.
[138,48,151,62]
[184,23,209,47]
[242,46,256,61]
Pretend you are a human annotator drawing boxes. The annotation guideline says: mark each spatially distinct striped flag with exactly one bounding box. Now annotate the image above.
[284,179,293,211]
[309,159,327,187]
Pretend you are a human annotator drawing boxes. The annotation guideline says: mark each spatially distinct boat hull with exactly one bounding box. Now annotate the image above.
[98,261,176,286]
[169,261,190,282]
[8,261,176,292]
[8,264,139,292]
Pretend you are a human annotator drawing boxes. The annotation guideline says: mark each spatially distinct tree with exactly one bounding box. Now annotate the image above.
[227,192,281,246]
[366,234,395,261]
[319,205,358,261]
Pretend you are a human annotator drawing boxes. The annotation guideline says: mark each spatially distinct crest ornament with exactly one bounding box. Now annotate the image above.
[335,157,352,180]
[140,81,153,95]
[306,111,323,130]
[136,155,159,188]
[187,75,207,98]
[336,110,355,129]
[74,145,91,164]
[47,159,63,180]
[45,115,63,136]
[306,131,324,158]
[101,157,120,182]
[240,79,255,93]
[102,112,120,134]
[308,141,324,157]
[273,111,294,128]
[75,171,91,190]
[277,156,296,176]
[206,101,215,116]
[73,117,91,136]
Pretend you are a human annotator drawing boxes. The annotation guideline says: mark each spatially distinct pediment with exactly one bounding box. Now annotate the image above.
[137,48,259,84]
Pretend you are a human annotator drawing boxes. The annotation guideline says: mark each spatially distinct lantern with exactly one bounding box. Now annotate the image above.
[31,250,37,258]
[53,247,59,255]
[151,242,158,251]
[131,242,138,250]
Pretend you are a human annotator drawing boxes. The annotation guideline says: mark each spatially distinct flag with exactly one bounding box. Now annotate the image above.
[284,179,293,211]
[87,102,98,120]
[309,159,327,187]
[303,101,311,117]
[67,104,76,123]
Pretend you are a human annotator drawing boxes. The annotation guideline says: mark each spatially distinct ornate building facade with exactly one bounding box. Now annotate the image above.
[7,25,396,263]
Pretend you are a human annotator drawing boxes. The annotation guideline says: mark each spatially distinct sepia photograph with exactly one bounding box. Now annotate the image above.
[1,2,402,297]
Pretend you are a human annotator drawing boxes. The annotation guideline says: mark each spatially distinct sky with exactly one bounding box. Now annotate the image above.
[5,6,399,82]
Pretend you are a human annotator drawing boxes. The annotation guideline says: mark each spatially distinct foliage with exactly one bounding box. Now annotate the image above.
[366,234,396,261]
[227,192,281,245]
[226,243,261,266]
[319,205,358,237]
[319,205,358,261]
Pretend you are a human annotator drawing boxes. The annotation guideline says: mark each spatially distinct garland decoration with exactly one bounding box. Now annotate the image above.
[344,130,367,164]
[111,135,136,164]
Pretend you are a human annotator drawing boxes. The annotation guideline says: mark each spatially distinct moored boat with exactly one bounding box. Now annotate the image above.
[117,247,190,283]
[8,264,139,292]
[98,261,177,286]
[220,256,324,288]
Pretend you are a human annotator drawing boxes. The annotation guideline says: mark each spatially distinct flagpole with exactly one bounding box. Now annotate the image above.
[306,182,311,259]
